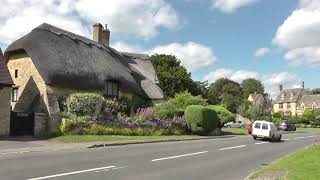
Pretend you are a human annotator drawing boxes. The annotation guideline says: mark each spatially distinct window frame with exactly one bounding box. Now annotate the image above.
[105,80,119,99]
[287,103,291,109]
[279,103,283,109]
[14,69,18,78]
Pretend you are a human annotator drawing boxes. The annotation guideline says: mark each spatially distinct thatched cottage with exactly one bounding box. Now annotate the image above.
[3,23,164,136]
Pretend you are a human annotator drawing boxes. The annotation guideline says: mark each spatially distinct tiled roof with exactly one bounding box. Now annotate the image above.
[301,95,320,108]
[274,88,305,103]
[0,48,13,85]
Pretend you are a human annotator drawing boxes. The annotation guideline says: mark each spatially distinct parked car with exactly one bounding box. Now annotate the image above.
[225,121,245,128]
[279,120,296,131]
[252,120,282,141]
[247,122,253,134]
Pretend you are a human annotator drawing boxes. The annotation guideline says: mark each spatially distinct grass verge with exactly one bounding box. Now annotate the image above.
[250,144,320,180]
[51,135,208,143]
[222,127,248,135]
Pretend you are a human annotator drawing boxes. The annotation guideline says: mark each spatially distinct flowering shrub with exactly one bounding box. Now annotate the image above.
[133,108,157,123]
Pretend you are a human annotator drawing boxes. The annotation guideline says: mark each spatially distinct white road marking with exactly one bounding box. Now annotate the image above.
[219,145,246,151]
[255,142,269,145]
[293,136,306,140]
[306,135,316,138]
[282,138,290,141]
[151,151,208,162]
[27,166,116,180]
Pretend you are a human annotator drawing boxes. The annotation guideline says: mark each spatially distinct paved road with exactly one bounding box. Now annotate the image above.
[0,131,318,180]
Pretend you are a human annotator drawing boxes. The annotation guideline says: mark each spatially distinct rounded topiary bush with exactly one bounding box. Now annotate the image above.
[185,105,219,135]
[65,93,105,116]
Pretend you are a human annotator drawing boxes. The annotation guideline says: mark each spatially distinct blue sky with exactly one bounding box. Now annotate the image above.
[0,0,319,97]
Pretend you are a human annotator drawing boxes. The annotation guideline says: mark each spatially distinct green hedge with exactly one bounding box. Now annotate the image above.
[207,105,235,124]
[185,105,219,135]
[152,101,184,119]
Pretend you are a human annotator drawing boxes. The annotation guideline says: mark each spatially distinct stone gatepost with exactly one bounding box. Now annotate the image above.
[34,113,48,136]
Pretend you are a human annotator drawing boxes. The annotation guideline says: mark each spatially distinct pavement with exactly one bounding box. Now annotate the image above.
[0,131,317,180]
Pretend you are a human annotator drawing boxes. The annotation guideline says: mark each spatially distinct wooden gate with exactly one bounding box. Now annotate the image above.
[10,112,34,136]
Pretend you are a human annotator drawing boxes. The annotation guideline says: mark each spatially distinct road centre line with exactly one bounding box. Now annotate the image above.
[282,138,290,141]
[27,166,116,180]
[219,145,246,151]
[255,142,269,145]
[293,136,306,140]
[151,151,208,162]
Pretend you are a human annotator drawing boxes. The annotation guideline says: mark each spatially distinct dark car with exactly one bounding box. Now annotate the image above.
[279,120,296,131]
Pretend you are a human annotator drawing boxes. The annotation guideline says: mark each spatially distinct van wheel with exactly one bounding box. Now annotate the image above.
[271,135,275,142]
[278,135,282,142]
[253,136,257,140]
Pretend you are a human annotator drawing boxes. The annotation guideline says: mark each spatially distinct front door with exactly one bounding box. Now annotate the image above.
[10,112,34,136]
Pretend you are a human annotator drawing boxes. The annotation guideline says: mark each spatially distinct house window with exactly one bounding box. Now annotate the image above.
[279,103,283,109]
[105,81,119,98]
[12,87,19,102]
[15,69,18,78]
[281,93,285,100]
[287,103,291,109]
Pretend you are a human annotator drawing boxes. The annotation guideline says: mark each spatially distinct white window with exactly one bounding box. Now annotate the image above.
[281,93,285,100]
[12,87,19,102]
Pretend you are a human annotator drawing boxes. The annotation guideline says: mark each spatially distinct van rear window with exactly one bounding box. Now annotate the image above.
[254,123,261,129]
[262,123,268,130]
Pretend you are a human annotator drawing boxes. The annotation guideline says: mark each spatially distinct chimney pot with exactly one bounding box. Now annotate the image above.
[301,81,304,89]
[279,84,283,92]
[92,23,103,43]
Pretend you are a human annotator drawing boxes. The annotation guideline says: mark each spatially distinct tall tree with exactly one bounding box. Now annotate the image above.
[221,83,243,113]
[241,78,265,99]
[311,88,320,95]
[207,78,239,104]
[150,54,195,98]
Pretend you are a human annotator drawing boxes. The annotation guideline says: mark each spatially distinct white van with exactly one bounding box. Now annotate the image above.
[252,120,282,141]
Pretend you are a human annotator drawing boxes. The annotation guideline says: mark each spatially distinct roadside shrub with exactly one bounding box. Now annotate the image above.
[119,95,150,115]
[168,92,207,110]
[207,105,235,125]
[65,93,104,116]
[185,105,219,135]
[272,118,281,126]
[152,101,184,119]
[60,119,79,134]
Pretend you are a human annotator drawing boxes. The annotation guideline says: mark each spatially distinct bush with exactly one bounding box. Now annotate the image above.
[119,95,150,115]
[185,105,219,135]
[152,101,184,119]
[65,93,104,116]
[207,105,235,124]
[272,118,281,126]
[60,119,79,134]
[168,92,207,110]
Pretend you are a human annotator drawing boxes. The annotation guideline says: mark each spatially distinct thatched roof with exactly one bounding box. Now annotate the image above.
[5,23,164,99]
[0,48,13,86]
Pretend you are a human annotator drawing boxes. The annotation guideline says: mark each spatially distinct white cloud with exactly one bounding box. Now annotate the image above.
[149,42,218,73]
[203,69,301,98]
[113,41,218,73]
[273,0,320,67]
[211,0,259,13]
[254,47,271,58]
[0,0,181,45]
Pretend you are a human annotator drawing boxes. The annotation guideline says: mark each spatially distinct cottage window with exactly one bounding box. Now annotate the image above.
[279,103,283,109]
[281,93,285,100]
[105,81,119,98]
[287,103,291,109]
[12,87,19,102]
[15,69,18,78]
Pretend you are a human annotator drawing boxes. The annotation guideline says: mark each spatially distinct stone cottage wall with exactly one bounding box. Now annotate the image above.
[0,87,11,136]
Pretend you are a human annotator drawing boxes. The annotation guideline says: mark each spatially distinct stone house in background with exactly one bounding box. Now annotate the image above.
[0,48,13,136]
[272,82,313,116]
[3,23,164,136]
[300,94,320,111]
[248,93,265,107]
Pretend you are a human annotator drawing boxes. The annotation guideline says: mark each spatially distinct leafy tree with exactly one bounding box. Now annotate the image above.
[208,105,235,124]
[221,83,243,113]
[189,81,209,98]
[151,54,195,98]
[311,88,320,95]
[207,78,240,104]
[241,78,265,99]
[272,112,283,119]
[300,109,318,124]
[246,105,271,120]
[237,99,252,117]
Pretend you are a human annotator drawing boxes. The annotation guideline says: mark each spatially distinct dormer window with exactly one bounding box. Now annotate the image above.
[281,93,285,100]
[104,81,119,98]
[290,92,294,97]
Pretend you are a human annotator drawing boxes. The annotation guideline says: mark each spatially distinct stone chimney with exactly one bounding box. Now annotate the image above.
[301,81,304,89]
[92,23,110,46]
[101,24,110,47]
[279,84,283,92]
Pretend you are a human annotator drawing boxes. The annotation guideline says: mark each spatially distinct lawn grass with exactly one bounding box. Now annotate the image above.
[297,127,320,132]
[221,127,248,135]
[250,144,320,180]
[51,135,208,143]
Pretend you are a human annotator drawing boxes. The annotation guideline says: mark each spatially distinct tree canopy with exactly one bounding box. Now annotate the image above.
[241,78,265,99]
[311,88,320,95]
